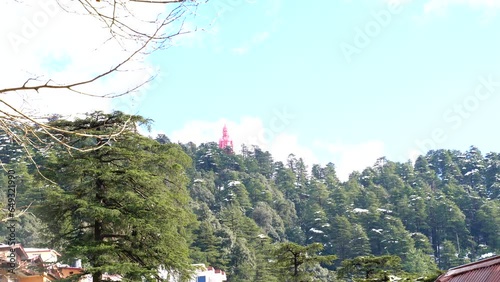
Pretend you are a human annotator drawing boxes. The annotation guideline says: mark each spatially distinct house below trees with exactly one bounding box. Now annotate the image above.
[1,244,226,282]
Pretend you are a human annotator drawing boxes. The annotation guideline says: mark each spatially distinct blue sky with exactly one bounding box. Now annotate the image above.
[110,0,500,180]
[3,0,500,180]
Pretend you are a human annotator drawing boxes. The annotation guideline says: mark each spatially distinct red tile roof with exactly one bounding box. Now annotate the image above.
[435,255,500,282]
[0,243,29,260]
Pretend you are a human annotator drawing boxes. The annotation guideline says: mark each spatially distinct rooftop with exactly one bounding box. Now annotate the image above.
[435,255,500,282]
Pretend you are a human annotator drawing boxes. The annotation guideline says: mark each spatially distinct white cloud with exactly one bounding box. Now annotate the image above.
[315,140,386,181]
[253,31,270,43]
[0,0,193,118]
[265,0,283,16]
[228,4,283,55]
[169,117,267,152]
[383,0,500,25]
[424,0,500,14]
[383,0,500,23]
[231,31,271,55]
[385,0,500,8]
[169,117,318,168]
[169,118,387,182]
[384,0,411,5]
[232,47,250,55]
[385,0,500,15]
[270,134,318,167]
[407,149,422,163]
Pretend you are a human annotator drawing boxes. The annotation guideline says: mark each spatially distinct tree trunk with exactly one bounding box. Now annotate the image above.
[93,219,103,282]
[93,180,105,282]
[293,256,299,281]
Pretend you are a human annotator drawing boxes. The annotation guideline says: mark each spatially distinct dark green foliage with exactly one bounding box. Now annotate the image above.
[337,255,402,281]
[34,112,196,281]
[0,140,47,246]
[438,240,462,270]
[155,133,171,144]
[273,242,336,281]
[6,115,500,282]
[330,215,354,262]
[251,201,285,240]
[474,201,500,250]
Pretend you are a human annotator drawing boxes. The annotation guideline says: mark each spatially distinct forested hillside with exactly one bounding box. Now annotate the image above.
[181,142,500,280]
[1,112,499,281]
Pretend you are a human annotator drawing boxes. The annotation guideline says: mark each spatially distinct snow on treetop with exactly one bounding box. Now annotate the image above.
[464,169,479,176]
[352,208,369,214]
[376,208,392,213]
[228,181,241,187]
[309,228,324,234]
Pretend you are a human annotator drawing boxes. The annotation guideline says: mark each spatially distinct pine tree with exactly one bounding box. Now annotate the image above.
[439,240,461,270]
[273,242,336,282]
[254,235,279,282]
[350,224,371,258]
[402,247,439,275]
[251,202,285,240]
[461,146,485,194]
[190,203,228,269]
[474,201,500,251]
[330,215,353,262]
[484,153,500,198]
[337,255,402,281]
[253,146,274,178]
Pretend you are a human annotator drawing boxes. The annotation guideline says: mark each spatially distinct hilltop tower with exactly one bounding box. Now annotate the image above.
[218,125,233,153]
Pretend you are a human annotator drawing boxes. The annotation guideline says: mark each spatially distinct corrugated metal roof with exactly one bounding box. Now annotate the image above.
[436,256,500,282]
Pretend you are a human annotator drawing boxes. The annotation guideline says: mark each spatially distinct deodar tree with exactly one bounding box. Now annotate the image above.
[273,242,336,282]
[35,111,196,282]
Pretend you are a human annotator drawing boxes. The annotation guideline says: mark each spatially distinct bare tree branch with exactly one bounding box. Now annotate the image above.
[1,202,35,222]
[1,0,201,161]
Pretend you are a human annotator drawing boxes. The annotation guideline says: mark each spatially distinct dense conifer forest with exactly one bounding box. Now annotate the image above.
[1,112,499,281]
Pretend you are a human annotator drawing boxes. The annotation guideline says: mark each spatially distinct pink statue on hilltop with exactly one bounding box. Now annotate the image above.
[218,124,233,152]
